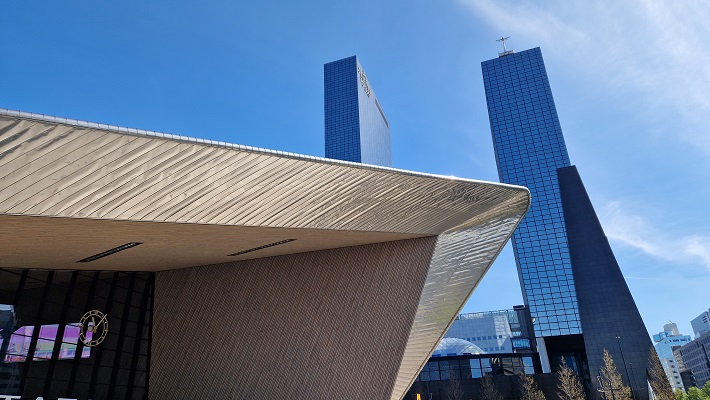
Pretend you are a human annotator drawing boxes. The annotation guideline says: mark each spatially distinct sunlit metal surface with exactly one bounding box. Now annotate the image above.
[392,212,526,399]
[0,110,525,237]
[0,109,530,399]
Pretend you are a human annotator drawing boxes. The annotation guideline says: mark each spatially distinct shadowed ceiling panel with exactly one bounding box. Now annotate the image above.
[0,214,420,271]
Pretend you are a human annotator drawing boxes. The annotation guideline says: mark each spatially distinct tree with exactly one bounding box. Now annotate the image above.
[598,349,632,400]
[446,368,465,400]
[557,357,586,400]
[674,382,710,400]
[648,347,675,400]
[480,374,503,400]
[519,373,546,400]
[686,386,710,400]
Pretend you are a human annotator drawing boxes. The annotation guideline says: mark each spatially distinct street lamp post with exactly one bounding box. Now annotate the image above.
[628,362,637,398]
[615,335,636,400]
[598,374,617,400]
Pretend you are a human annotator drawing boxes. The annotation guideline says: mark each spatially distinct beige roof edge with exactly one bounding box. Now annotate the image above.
[0,109,530,240]
[0,107,527,192]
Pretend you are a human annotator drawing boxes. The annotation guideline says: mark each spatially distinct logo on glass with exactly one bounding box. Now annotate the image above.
[357,66,371,97]
[78,310,108,347]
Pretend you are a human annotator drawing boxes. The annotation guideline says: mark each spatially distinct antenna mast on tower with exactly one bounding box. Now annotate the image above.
[496,36,515,57]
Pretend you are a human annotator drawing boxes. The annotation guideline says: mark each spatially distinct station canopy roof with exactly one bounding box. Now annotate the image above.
[0,109,529,272]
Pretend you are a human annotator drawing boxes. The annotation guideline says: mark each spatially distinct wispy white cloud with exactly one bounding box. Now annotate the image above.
[682,236,710,270]
[459,0,710,153]
[599,201,710,272]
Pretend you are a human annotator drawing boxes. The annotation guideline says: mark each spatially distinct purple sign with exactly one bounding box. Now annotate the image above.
[3,323,91,363]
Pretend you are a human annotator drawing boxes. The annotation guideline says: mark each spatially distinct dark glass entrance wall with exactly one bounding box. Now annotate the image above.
[0,269,154,399]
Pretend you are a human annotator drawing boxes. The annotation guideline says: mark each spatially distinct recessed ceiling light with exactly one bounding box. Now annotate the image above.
[228,239,296,257]
[77,242,143,263]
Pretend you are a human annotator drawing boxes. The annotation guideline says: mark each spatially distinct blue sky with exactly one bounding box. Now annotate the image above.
[1,1,708,338]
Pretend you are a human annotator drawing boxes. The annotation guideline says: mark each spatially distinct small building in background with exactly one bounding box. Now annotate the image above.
[444,306,536,355]
[653,322,692,390]
[675,347,696,391]
[691,308,710,338]
[678,329,710,389]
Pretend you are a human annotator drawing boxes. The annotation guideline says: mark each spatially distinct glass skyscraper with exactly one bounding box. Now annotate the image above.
[482,48,578,339]
[482,47,653,399]
[324,56,392,167]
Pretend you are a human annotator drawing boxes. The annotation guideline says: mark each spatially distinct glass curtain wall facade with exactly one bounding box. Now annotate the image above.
[679,331,710,389]
[482,48,579,338]
[482,47,654,399]
[691,309,710,338]
[0,268,153,399]
[407,354,556,400]
[445,307,535,354]
[324,56,392,167]
[414,354,537,383]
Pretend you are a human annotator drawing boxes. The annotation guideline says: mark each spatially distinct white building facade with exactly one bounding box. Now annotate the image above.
[653,323,692,390]
[444,307,535,355]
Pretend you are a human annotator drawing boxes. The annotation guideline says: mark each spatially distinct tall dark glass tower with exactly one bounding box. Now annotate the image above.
[482,47,652,399]
[483,47,576,339]
[324,56,392,167]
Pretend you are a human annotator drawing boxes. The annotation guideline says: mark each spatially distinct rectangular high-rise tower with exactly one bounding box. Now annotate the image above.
[483,47,577,339]
[324,56,392,167]
[482,47,653,399]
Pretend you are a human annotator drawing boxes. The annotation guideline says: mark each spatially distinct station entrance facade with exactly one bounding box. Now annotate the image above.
[0,268,154,399]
